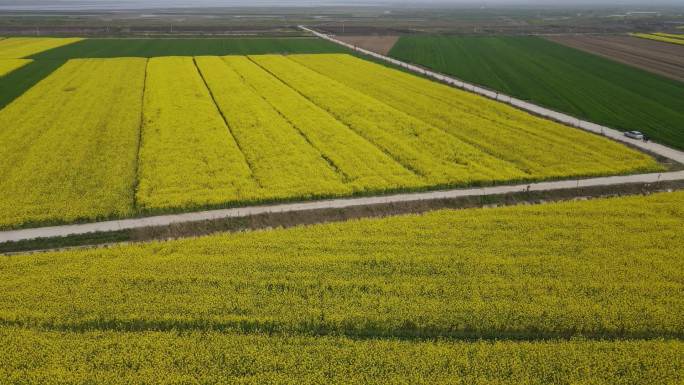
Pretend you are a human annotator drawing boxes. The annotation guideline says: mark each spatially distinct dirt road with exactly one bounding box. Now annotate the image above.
[546,35,684,82]
[1,170,683,244]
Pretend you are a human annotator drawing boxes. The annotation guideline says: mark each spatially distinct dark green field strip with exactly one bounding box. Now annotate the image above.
[0,59,65,110]
[389,36,684,150]
[0,37,344,109]
[29,37,345,59]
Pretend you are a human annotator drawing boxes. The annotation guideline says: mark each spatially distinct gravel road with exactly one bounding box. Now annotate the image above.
[1,171,683,243]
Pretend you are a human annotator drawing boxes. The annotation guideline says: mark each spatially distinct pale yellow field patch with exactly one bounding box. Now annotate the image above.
[0,58,31,76]
[0,37,83,58]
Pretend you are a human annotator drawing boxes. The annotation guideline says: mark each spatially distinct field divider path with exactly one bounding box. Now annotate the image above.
[1,171,683,243]
[131,58,149,210]
[298,26,684,165]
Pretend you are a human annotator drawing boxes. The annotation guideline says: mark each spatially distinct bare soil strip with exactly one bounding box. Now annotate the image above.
[336,35,399,55]
[546,35,684,82]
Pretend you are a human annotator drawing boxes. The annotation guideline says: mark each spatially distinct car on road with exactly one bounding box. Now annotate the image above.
[624,131,645,140]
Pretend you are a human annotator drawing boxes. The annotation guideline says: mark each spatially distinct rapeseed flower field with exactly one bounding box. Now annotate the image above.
[0,58,31,76]
[0,54,663,228]
[136,56,258,211]
[1,191,682,383]
[0,58,145,228]
[0,37,83,58]
[632,32,684,46]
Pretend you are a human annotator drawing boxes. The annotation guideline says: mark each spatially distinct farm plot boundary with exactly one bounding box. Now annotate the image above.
[2,172,682,252]
[0,51,667,231]
[383,34,684,150]
[546,35,684,82]
[0,37,348,110]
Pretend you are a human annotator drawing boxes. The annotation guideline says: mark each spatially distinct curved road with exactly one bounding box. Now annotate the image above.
[1,31,683,244]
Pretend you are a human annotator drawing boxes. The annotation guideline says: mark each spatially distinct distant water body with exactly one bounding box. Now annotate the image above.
[0,0,390,10]
[1,0,674,10]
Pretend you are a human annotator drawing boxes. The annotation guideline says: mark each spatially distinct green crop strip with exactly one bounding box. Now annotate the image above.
[389,36,684,149]
[0,37,345,111]
[29,37,345,59]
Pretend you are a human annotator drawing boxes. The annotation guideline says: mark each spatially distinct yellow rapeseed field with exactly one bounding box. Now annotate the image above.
[219,55,424,192]
[0,58,31,76]
[137,56,258,211]
[290,53,660,178]
[1,191,682,383]
[0,53,665,227]
[0,37,83,58]
[0,58,145,228]
[631,32,684,46]
[195,56,349,200]
[251,54,528,185]
[653,32,684,40]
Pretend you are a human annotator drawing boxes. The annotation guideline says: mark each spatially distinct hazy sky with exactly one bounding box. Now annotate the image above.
[0,0,681,10]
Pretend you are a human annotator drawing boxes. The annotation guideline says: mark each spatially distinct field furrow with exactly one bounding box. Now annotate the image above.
[250,54,528,186]
[221,55,424,191]
[137,56,258,211]
[291,54,659,178]
[0,58,145,228]
[194,56,348,199]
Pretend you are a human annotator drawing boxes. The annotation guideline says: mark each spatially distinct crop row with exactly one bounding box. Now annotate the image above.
[252,55,526,184]
[0,327,681,384]
[197,56,348,201]
[632,33,684,46]
[1,191,682,339]
[291,54,656,178]
[0,37,83,59]
[219,55,421,191]
[0,54,662,227]
[136,56,257,210]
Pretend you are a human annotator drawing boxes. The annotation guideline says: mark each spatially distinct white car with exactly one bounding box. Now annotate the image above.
[624,131,644,140]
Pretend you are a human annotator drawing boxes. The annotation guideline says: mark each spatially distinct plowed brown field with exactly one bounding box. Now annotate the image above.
[546,35,684,82]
